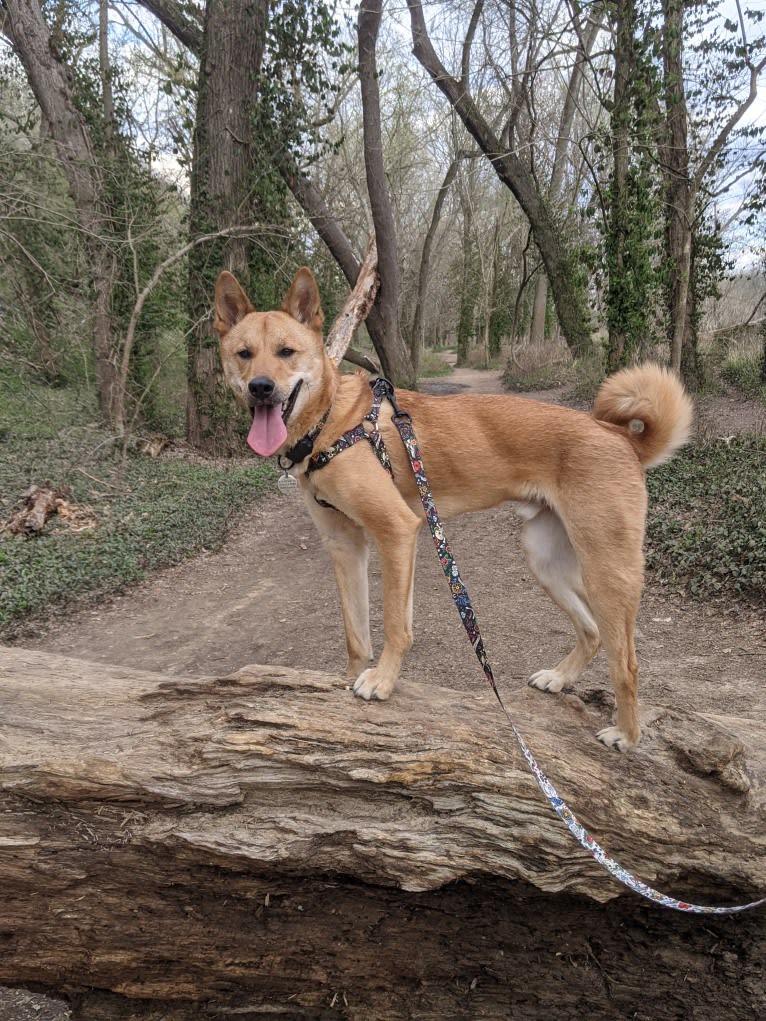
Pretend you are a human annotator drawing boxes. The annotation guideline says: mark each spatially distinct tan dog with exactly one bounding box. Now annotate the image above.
[215,267,693,751]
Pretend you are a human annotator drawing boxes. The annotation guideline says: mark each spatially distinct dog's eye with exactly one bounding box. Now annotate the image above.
[277,346,295,359]
[237,349,252,361]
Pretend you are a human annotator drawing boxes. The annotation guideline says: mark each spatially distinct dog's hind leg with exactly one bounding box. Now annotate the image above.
[521,506,601,692]
[306,501,373,679]
[564,511,645,751]
[592,611,640,751]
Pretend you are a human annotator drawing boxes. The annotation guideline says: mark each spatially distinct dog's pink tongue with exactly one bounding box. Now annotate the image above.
[247,405,287,456]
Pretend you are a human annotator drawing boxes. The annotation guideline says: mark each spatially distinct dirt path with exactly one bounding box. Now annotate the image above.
[9,361,766,1020]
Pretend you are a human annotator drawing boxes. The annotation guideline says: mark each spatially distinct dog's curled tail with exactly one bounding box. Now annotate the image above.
[593,363,693,469]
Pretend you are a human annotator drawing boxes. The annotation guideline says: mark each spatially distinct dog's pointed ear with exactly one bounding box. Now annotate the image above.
[281,267,324,333]
[215,271,255,337]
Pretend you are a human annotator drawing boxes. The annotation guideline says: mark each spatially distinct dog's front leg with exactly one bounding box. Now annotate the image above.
[306,498,373,678]
[352,504,420,702]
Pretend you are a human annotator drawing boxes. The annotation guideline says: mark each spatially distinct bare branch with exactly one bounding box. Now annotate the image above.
[133,0,203,54]
[689,0,766,194]
[325,235,380,367]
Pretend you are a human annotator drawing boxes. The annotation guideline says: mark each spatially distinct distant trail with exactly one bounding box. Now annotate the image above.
[419,353,507,396]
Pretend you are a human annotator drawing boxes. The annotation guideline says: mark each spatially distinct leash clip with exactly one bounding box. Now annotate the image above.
[373,376,411,424]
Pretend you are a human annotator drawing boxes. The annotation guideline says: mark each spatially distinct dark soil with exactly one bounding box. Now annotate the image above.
[3,362,764,1020]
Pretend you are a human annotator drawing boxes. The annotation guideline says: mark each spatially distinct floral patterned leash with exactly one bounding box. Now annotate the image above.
[378,379,765,915]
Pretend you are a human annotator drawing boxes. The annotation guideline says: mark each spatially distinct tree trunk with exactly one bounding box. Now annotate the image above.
[278,156,390,359]
[186,0,268,452]
[605,0,631,371]
[3,0,120,424]
[357,0,415,386]
[410,155,463,367]
[660,0,704,387]
[456,180,475,366]
[136,0,204,52]
[408,0,594,360]
[507,227,540,351]
[0,647,764,1019]
[529,274,548,346]
[324,235,380,366]
[133,0,409,382]
[98,0,115,137]
[530,3,602,349]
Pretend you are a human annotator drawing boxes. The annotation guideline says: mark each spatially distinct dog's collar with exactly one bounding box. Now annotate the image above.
[278,406,332,470]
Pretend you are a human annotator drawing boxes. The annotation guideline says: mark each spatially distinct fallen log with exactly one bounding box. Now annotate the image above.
[2,485,65,536]
[0,647,763,1019]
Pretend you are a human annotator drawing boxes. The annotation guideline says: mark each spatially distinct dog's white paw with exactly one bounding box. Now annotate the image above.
[353,668,395,701]
[596,725,638,752]
[528,669,566,693]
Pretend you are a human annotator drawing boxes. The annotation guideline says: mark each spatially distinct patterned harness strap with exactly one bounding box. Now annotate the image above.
[305,377,394,479]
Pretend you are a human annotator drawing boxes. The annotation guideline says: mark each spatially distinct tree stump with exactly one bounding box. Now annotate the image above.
[0,647,763,1019]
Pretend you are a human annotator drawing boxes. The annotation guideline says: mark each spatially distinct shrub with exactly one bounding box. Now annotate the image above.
[721,356,766,399]
[646,436,766,603]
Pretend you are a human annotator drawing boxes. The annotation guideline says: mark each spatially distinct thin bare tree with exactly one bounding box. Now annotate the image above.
[407,0,594,358]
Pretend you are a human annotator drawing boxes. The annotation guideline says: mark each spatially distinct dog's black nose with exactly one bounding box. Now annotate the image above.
[248,376,276,401]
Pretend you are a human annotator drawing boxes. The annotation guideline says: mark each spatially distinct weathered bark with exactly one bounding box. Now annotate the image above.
[1,485,61,536]
[0,647,763,1018]
[408,0,594,359]
[358,0,415,385]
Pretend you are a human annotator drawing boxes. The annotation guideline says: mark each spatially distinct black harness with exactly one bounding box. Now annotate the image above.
[279,377,399,480]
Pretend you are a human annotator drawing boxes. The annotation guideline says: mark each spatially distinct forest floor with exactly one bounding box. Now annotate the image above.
[3,358,766,1020]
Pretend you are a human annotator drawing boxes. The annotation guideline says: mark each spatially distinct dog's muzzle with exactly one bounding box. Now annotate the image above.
[247,378,303,424]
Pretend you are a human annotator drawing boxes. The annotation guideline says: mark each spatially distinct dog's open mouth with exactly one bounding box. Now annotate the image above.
[246,380,302,458]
